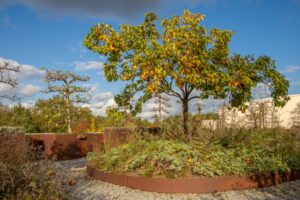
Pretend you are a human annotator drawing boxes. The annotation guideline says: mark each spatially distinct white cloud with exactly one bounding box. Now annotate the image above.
[0,83,14,94]
[19,84,41,96]
[0,57,45,102]
[142,102,157,111]
[21,100,36,108]
[0,57,44,81]
[105,98,117,107]
[84,91,117,116]
[89,98,116,116]
[18,64,45,80]
[137,111,155,119]
[283,65,300,73]
[8,100,36,108]
[93,91,113,101]
[74,61,103,71]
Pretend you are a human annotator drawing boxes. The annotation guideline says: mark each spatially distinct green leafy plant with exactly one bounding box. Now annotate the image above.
[89,129,300,178]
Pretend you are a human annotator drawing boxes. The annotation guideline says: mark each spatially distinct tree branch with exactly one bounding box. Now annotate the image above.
[188,95,200,101]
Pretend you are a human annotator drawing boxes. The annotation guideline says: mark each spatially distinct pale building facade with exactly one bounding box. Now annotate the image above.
[219,94,300,129]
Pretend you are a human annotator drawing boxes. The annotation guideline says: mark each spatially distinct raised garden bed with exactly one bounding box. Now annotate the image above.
[86,165,300,193]
[86,129,300,193]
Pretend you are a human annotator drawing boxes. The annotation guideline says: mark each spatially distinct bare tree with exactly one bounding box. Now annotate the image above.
[291,102,300,128]
[44,69,90,134]
[246,100,280,129]
[195,102,204,115]
[0,61,20,101]
[152,94,171,124]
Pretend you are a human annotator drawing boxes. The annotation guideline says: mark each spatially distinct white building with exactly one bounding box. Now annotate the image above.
[219,94,300,129]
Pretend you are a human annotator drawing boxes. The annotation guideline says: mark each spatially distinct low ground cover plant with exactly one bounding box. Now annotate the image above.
[88,129,300,178]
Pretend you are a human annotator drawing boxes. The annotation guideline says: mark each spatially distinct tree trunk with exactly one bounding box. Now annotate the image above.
[66,96,72,134]
[182,98,189,137]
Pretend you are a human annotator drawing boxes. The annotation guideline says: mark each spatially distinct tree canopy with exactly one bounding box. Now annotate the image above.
[84,9,289,136]
[32,96,93,133]
[44,69,90,133]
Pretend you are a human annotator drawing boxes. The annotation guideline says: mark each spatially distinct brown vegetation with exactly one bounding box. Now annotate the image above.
[0,127,65,199]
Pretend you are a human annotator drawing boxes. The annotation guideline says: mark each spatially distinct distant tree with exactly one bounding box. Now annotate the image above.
[0,104,40,132]
[246,100,280,129]
[98,106,149,130]
[71,106,93,133]
[195,102,204,116]
[0,104,10,126]
[32,96,67,132]
[152,94,170,124]
[102,106,129,128]
[32,96,93,133]
[0,61,20,101]
[44,69,90,133]
[84,10,289,137]
[291,102,300,128]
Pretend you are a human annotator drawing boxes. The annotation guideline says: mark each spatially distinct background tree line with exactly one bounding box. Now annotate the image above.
[0,96,151,133]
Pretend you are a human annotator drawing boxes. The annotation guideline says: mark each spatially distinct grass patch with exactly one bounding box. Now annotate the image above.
[88,129,300,178]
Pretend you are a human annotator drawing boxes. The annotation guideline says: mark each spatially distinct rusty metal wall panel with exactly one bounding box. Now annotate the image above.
[27,134,103,160]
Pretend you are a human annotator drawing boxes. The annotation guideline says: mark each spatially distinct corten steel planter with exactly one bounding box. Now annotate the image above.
[27,134,103,160]
[86,165,300,194]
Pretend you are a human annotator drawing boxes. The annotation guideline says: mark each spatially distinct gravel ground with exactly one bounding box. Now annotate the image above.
[53,158,300,200]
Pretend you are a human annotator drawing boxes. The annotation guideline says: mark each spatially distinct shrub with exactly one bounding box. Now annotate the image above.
[89,129,300,178]
[0,129,65,199]
[0,126,25,137]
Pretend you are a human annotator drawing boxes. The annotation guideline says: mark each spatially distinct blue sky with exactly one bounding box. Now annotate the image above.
[0,0,300,117]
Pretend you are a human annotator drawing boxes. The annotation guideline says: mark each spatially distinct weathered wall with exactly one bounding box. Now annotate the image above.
[27,133,103,160]
[26,128,132,160]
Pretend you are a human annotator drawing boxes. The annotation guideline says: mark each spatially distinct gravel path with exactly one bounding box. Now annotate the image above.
[53,158,300,200]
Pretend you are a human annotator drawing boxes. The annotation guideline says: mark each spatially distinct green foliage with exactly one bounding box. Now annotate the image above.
[32,96,93,133]
[96,107,150,131]
[0,96,93,133]
[84,9,289,136]
[104,107,128,127]
[32,96,67,133]
[89,129,300,178]
[160,114,212,139]
[0,104,40,133]
[44,69,90,133]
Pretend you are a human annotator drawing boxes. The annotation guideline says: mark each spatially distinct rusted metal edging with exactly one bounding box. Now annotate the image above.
[86,165,300,194]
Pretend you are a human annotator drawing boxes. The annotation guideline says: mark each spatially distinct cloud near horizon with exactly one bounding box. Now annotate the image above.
[0,57,44,101]
[19,84,41,96]
[283,65,300,73]
[74,61,103,71]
